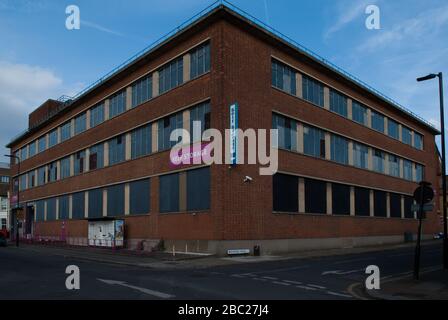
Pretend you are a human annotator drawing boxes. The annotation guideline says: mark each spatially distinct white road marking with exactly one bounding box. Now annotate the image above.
[322,268,364,276]
[307,284,327,289]
[262,276,278,280]
[271,281,291,286]
[326,291,352,298]
[296,285,317,291]
[283,280,303,285]
[97,278,174,299]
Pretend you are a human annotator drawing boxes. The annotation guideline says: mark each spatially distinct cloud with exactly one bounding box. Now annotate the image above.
[324,0,374,39]
[357,4,448,52]
[81,20,125,38]
[0,61,81,161]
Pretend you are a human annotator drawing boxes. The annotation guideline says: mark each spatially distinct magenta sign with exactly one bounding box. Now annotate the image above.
[169,142,213,167]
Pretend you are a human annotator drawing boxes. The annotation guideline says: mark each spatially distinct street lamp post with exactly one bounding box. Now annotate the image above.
[5,154,20,247]
[417,72,447,269]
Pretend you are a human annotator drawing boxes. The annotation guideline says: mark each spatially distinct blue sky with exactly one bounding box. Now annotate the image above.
[0,0,447,163]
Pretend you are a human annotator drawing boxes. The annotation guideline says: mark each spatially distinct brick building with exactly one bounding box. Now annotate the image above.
[0,163,10,233]
[6,4,441,254]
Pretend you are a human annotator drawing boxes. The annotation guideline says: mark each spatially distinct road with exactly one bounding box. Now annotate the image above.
[0,242,442,300]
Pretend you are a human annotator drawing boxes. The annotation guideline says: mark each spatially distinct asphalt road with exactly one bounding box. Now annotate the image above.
[0,242,442,300]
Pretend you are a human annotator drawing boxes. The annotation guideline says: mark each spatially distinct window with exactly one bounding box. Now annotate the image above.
[109,90,127,118]
[302,74,324,107]
[190,42,210,79]
[159,57,183,94]
[90,103,105,127]
[187,167,210,211]
[36,200,45,221]
[390,193,402,218]
[158,112,183,151]
[159,173,179,213]
[58,195,70,220]
[388,119,399,139]
[331,135,348,165]
[1,218,6,229]
[20,147,27,161]
[415,164,424,182]
[37,167,46,186]
[272,173,298,212]
[303,125,325,158]
[404,195,415,219]
[89,143,104,170]
[130,179,150,215]
[48,129,58,147]
[75,112,87,134]
[60,156,71,179]
[271,60,296,95]
[107,184,124,217]
[132,74,152,107]
[355,187,370,216]
[353,143,368,169]
[19,175,27,191]
[332,183,350,215]
[403,159,412,180]
[371,111,384,133]
[272,114,297,151]
[72,192,85,219]
[190,102,211,142]
[374,190,387,217]
[88,189,103,218]
[38,136,47,152]
[109,135,126,165]
[29,141,36,157]
[388,155,400,177]
[352,101,367,125]
[373,149,385,173]
[46,198,56,221]
[74,151,85,175]
[47,162,58,182]
[414,132,423,150]
[28,170,35,188]
[305,178,326,214]
[402,126,412,145]
[131,125,151,159]
[0,176,9,183]
[60,121,71,142]
[1,197,7,211]
[329,90,347,117]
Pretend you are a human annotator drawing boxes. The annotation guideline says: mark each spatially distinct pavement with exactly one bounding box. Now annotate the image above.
[0,240,445,299]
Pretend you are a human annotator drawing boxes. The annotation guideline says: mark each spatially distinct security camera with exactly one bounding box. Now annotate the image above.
[244,176,253,183]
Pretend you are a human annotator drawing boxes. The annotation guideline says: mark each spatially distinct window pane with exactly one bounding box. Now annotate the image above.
[109,135,126,165]
[132,74,152,107]
[131,124,152,159]
[352,101,367,125]
[390,193,401,218]
[331,135,348,165]
[74,151,85,175]
[58,195,70,220]
[60,122,71,142]
[38,167,46,186]
[303,125,325,158]
[130,179,150,215]
[271,60,296,95]
[402,126,412,145]
[190,102,211,143]
[187,167,210,211]
[371,111,384,133]
[388,155,400,177]
[415,164,424,182]
[190,42,210,79]
[272,173,298,212]
[374,190,387,217]
[46,198,56,221]
[355,187,370,216]
[388,119,399,139]
[353,143,368,169]
[159,173,179,213]
[329,89,347,117]
[302,74,324,107]
[414,132,423,150]
[332,183,350,215]
[90,103,105,127]
[60,156,71,179]
[88,189,103,218]
[36,200,45,221]
[272,114,297,151]
[109,90,126,118]
[107,184,125,217]
[38,137,47,153]
[404,195,415,219]
[29,141,36,157]
[48,129,58,147]
[75,112,87,134]
[89,143,104,170]
[305,178,326,214]
[403,159,412,180]
[159,57,183,94]
[72,192,85,219]
[373,149,385,173]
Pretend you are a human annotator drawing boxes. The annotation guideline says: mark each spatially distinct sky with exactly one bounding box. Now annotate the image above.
[0,0,447,164]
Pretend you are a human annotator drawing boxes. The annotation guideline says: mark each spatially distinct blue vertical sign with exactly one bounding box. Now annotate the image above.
[230,102,238,165]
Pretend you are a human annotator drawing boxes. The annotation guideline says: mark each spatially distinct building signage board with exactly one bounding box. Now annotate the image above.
[230,102,239,165]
